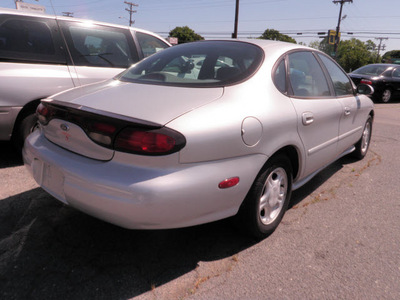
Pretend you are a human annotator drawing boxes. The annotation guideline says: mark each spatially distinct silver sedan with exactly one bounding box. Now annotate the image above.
[23,39,374,238]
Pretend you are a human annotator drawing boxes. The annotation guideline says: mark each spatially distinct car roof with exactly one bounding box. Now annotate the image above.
[359,63,399,68]
[0,7,169,42]
[193,38,315,56]
[192,39,322,63]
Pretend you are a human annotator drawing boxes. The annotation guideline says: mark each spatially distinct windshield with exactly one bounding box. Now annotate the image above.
[118,41,264,87]
[353,65,389,76]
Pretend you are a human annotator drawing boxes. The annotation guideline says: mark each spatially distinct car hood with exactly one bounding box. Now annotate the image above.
[51,79,224,125]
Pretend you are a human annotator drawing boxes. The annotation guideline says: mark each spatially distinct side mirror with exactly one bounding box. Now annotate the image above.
[356,84,374,96]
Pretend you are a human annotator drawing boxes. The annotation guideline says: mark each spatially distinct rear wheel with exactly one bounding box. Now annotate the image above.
[13,113,39,151]
[380,89,392,103]
[237,155,292,239]
[352,116,372,160]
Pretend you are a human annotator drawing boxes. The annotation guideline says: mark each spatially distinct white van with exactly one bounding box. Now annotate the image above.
[0,8,170,148]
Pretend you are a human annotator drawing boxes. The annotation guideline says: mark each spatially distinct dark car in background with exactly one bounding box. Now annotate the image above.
[349,64,400,103]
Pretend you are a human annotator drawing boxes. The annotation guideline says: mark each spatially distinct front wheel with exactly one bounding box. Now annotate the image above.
[236,155,293,239]
[352,116,373,160]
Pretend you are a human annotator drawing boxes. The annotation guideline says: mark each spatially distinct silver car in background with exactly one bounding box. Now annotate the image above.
[23,40,374,238]
[0,8,170,149]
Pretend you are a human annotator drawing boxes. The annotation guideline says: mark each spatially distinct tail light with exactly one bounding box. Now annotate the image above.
[115,127,185,155]
[36,102,54,125]
[36,101,186,156]
[360,79,373,85]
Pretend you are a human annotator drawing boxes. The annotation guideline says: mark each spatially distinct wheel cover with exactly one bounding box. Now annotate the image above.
[259,167,288,225]
[361,120,371,154]
[382,90,391,103]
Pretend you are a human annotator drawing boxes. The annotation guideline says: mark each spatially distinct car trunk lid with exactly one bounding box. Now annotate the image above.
[40,80,223,160]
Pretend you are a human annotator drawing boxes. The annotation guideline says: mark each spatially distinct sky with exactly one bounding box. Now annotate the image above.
[2,0,400,53]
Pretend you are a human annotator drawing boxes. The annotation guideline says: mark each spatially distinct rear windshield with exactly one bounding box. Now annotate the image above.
[118,41,264,87]
[353,65,389,76]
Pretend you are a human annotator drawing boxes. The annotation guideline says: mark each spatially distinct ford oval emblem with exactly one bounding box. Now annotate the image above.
[60,123,70,132]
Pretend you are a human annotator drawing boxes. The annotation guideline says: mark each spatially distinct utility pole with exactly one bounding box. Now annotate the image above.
[332,0,352,58]
[375,37,388,62]
[14,0,23,8]
[124,1,138,26]
[232,0,239,38]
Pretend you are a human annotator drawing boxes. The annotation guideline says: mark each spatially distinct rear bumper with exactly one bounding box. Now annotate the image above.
[23,130,267,229]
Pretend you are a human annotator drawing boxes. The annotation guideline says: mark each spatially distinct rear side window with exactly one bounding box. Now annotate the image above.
[318,53,353,96]
[0,15,66,64]
[353,65,387,76]
[60,21,139,68]
[288,51,330,97]
[136,31,169,58]
[273,59,286,93]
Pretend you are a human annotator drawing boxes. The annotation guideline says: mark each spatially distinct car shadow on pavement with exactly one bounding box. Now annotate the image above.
[0,152,357,299]
[290,153,361,208]
[0,188,257,299]
[0,142,22,168]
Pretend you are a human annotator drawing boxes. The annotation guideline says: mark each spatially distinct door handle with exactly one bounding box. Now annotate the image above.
[344,107,351,116]
[302,112,314,126]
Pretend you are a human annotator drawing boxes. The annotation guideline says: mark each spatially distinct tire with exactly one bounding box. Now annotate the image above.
[352,116,372,160]
[13,113,39,151]
[236,154,293,239]
[380,89,392,103]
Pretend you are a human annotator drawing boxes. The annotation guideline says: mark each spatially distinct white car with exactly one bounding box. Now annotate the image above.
[0,8,170,149]
[24,39,374,238]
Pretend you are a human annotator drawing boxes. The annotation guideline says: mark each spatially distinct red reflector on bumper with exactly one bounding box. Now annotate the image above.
[218,177,240,189]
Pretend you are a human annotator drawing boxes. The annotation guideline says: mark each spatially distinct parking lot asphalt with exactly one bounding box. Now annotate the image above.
[1,102,399,300]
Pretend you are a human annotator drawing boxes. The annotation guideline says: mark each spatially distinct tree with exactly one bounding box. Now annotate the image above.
[259,29,296,44]
[169,26,204,44]
[308,40,321,50]
[311,37,377,72]
[336,38,376,72]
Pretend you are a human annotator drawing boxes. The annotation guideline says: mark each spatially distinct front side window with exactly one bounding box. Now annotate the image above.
[136,31,169,58]
[288,51,330,97]
[119,41,264,87]
[61,21,139,68]
[318,54,353,96]
[0,15,65,64]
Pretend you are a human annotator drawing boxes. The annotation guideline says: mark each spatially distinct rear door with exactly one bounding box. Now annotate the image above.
[0,14,75,106]
[58,20,140,86]
[286,51,342,176]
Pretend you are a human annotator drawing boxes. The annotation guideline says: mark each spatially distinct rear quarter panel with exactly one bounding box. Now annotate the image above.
[167,63,304,172]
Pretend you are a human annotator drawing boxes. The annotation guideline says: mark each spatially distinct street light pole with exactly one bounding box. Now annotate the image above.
[332,0,352,58]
